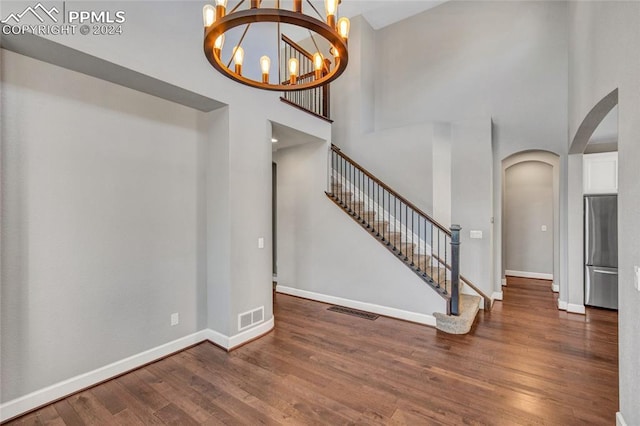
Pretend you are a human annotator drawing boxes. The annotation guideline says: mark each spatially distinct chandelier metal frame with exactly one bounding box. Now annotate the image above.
[203,1,349,92]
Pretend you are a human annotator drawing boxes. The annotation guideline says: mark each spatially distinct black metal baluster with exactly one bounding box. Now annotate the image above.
[417,213,421,270]
[411,210,414,265]
[445,233,449,292]
[430,224,434,284]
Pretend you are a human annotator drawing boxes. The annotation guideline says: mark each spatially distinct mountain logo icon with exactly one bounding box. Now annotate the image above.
[2,3,60,24]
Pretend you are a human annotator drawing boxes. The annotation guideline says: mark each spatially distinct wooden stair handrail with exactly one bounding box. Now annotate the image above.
[281,34,314,60]
[431,255,493,311]
[331,145,451,235]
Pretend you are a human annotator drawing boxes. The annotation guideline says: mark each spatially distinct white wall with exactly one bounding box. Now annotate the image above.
[451,120,493,295]
[199,108,231,334]
[568,2,640,423]
[1,50,203,400]
[504,161,554,275]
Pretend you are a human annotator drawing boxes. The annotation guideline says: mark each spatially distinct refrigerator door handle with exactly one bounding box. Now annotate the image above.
[585,269,590,305]
[584,197,590,261]
[594,269,618,275]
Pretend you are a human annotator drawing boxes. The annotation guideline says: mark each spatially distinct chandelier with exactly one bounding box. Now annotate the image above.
[202,0,350,91]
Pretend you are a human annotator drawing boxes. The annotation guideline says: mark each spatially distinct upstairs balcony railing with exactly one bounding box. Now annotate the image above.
[280,34,331,122]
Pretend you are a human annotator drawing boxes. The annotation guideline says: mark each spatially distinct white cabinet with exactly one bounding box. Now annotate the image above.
[583,152,618,194]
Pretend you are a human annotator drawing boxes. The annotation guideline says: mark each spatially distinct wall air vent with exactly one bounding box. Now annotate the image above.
[238,306,265,332]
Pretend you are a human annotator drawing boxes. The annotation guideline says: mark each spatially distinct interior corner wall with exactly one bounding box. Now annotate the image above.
[568,2,640,422]
[451,120,493,295]
[331,15,376,145]
[227,106,274,336]
[275,141,447,319]
[432,123,452,227]
[0,49,203,402]
[200,107,231,335]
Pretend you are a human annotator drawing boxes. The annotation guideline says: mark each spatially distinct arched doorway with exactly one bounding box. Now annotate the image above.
[504,161,554,279]
[501,151,561,297]
[565,88,619,313]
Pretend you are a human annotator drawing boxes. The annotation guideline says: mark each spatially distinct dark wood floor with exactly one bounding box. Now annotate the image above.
[6,277,618,425]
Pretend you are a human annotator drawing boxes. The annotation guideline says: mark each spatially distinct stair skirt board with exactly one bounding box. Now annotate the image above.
[331,172,433,257]
[504,270,553,281]
[276,285,437,327]
[0,320,274,423]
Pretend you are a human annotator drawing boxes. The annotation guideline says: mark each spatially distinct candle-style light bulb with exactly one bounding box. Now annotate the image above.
[233,46,244,75]
[215,0,228,19]
[313,52,324,80]
[337,17,350,40]
[324,0,339,27]
[213,34,225,56]
[203,4,215,27]
[288,57,299,85]
[260,55,271,83]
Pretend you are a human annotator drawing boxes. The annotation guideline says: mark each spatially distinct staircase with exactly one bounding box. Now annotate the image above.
[326,145,492,334]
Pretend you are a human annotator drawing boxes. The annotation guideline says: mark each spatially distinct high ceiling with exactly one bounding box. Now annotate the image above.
[339,0,447,30]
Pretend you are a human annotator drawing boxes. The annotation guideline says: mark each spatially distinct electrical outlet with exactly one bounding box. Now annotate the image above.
[171,313,179,326]
[541,225,547,232]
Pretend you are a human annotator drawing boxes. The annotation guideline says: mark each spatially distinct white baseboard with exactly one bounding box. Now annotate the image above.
[558,299,568,310]
[0,330,209,422]
[616,412,628,426]
[491,291,503,301]
[567,303,586,315]
[501,278,507,286]
[505,270,553,280]
[0,319,275,422]
[276,285,437,327]
[552,282,559,292]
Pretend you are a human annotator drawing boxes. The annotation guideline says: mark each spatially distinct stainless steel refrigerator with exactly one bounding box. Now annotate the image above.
[584,195,618,310]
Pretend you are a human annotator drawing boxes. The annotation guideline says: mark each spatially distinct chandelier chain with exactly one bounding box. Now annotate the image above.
[229,0,246,15]
[226,23,252,69]
[305,0,324,21]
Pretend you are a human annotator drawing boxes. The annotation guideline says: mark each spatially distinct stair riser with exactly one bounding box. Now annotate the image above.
[371,222,390,233]
[335,192,354,201]
[358,212,377,222]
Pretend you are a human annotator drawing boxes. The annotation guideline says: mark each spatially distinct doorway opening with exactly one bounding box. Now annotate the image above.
[501,151,560,302]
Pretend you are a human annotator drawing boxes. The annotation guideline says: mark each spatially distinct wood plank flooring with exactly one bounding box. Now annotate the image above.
[6,277,618,425]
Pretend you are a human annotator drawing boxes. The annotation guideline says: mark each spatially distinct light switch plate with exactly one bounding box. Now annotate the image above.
[258,237,265,249]
[470,230,483,239]
[171,313,179,326]
[541,225,547,232]
[635,266,640,291]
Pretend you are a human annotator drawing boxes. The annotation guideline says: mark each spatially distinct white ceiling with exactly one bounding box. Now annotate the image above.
[271,122,325,151]
[339,0,447,30]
